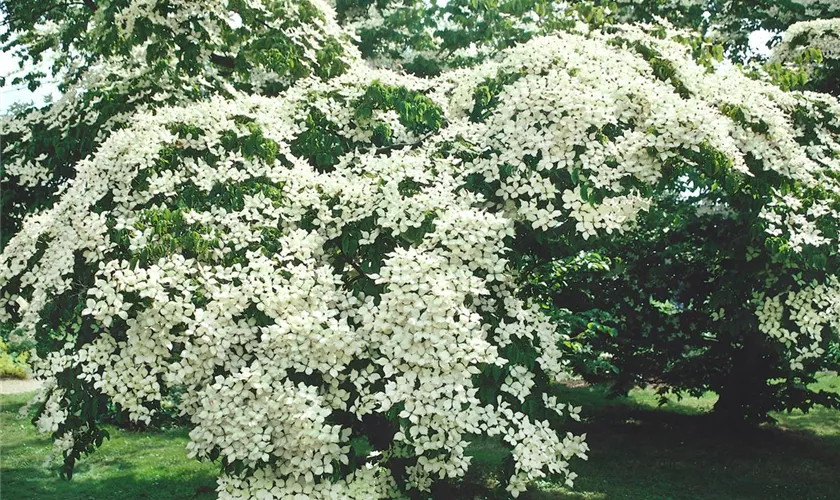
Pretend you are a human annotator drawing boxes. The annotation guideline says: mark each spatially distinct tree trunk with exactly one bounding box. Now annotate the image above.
[712,330,766,425]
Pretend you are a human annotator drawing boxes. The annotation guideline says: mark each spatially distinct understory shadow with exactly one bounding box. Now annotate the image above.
[525,385,840,500]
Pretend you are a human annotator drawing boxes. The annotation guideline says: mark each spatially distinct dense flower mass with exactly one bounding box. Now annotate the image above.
[1,0,840,498]
[1,52,590,496]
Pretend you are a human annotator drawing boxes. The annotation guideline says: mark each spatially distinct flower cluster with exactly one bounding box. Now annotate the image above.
[756,277,840,370]
[1,0,354,242]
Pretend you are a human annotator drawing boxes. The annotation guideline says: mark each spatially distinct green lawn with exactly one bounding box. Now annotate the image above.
[0,392,217,500]
[2,374,839,499]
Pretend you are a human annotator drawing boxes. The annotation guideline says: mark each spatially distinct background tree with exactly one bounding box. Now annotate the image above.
[333,1,840,73]
[607,0,840,60]
[766,18,840,94]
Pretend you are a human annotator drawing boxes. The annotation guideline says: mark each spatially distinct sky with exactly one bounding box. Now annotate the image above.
[0,12,59,114]
[0,49,59,113]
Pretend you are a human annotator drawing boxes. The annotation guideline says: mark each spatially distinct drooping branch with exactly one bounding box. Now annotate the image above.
[209,53,236,69]
[374,131,435,154]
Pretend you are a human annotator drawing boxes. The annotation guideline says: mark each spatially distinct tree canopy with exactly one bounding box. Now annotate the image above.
[1,0,839,498]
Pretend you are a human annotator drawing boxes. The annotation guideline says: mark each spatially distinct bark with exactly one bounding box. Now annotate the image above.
[712,330,768,425]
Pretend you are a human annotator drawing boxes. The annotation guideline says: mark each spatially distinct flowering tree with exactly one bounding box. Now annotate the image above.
[337,0,840,423]
[2,0,840,498]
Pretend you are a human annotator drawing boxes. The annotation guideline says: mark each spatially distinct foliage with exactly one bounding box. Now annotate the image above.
[1,1,840,499]
[828,343,840,366]
[1,338,31,379]
[1,325,32,379]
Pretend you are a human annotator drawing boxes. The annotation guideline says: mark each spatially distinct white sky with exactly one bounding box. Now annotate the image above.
[0,12,59,114]
[0,48,59,113]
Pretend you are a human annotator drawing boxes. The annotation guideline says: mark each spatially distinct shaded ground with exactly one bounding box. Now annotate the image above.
[469,373,840,500]
[532,390,840,499]
[1,373,838,499]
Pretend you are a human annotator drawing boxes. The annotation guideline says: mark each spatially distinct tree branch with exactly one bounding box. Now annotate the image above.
[210,53,236,69]
[344,255,370,280]
[337,249,371,281]
[374,131,434,154]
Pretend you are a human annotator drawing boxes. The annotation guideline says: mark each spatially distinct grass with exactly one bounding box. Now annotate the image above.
[1,373,838,499]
